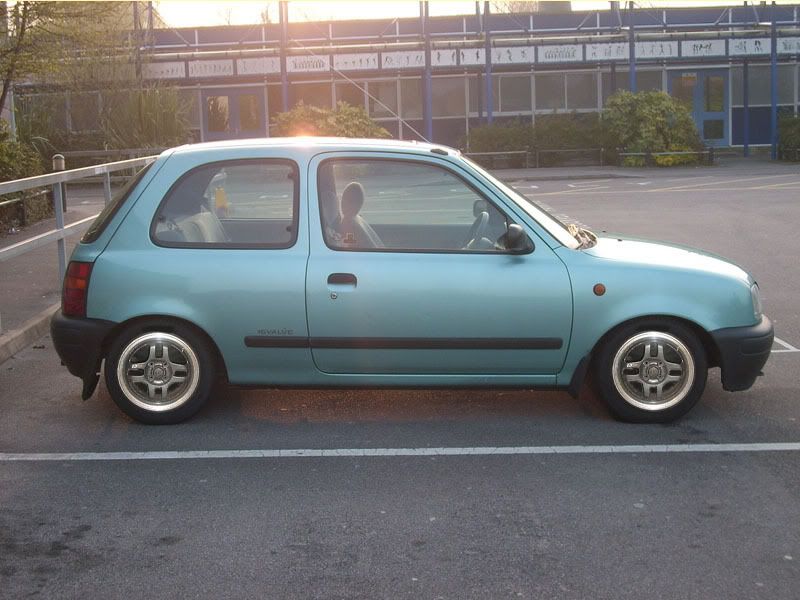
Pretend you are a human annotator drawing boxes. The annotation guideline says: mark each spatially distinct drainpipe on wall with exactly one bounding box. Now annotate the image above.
[279,0,289,112]
[421,1,433,141]
[743,58,750,157]
[484,1,493,124]
[628,0,637,93]
[770,1,778,160]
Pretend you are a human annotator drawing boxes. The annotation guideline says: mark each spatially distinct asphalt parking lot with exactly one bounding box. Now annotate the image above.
[1,164,799,599]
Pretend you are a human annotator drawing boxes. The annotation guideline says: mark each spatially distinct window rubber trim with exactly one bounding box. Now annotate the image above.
[315,155,534,256]
[149,158,301,250]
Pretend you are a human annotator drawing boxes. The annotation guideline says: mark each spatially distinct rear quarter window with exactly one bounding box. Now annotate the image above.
[81,164,153,244]
[150,159,299,249]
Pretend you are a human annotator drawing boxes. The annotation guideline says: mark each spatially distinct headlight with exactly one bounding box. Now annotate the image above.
[750,283,763,319]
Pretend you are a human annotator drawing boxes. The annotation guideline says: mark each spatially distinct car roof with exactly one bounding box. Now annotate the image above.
[167,137,457,158]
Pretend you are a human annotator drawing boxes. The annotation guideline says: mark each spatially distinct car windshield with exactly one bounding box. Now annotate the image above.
[459,156,581,249]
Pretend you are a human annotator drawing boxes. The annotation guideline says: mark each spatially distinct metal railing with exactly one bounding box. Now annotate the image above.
[0,156,157,322]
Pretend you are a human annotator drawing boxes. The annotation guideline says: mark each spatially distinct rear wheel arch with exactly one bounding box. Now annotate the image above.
[101,315,229,383]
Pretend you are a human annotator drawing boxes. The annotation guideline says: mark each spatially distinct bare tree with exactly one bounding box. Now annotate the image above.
[0,2,131,115]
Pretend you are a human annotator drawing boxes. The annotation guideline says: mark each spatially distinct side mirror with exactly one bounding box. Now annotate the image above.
[506,223,534,253]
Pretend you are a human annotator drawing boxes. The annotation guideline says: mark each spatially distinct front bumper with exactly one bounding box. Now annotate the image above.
[710,315,773,392]
[50,310,115,399]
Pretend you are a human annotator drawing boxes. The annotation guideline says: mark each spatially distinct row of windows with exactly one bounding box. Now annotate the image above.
[17,64,800,135]
[152,158,521,253]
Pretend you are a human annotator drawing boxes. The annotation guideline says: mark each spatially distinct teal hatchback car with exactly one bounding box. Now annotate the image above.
[51,138,772,424]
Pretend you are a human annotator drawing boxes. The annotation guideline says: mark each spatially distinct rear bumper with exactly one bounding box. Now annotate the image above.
[50,310,115,399]
[710,316,773,392]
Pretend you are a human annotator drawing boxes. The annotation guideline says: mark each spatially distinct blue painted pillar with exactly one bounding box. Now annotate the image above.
[279,1,289,112]
[421,1,433,141]
[484,1,493,124]
[628,1,636,93]
[770,1,778,160]
[743,59,750,157]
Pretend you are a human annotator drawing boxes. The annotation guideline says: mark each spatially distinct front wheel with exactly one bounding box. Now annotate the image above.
[105,323,215,424]
[595,321,708,423]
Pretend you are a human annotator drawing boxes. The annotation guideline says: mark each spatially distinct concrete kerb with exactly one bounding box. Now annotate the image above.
[0,303,59,365]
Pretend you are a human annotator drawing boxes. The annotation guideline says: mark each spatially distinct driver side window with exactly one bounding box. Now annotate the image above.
[318,158,512,252]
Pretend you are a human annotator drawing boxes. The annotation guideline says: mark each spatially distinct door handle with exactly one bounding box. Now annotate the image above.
[327,273,357,286]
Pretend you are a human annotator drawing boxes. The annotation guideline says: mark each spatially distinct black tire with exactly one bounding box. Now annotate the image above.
[594,319,708,423]
[104,321,216,424]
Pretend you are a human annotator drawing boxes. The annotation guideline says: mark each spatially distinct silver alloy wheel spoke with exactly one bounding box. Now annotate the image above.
[611,331,696,412]
[117,332,200,413]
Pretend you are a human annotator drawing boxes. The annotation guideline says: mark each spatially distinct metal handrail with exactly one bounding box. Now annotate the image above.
[0,155,159,327]
[0,156,157,197]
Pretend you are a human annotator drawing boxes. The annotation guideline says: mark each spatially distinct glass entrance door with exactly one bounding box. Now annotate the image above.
[201,87,266,141]
[669,70,729,147]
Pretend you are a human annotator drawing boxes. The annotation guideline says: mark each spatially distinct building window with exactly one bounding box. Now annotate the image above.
[602,69,663,103]
[335,82,365,108]
[292,82,332,109]
[566,72,597,109]
[467,76,498,115]
[367,80,398,118]
[206,96,229,133]
[267,85,283,122]
[70,92,100,132]
[19,94,68,131]
[400,79,422,119]
[731,65,794,106]
[432,77,465,117]
[535,73,565,110]
[499,75,532,112]
[178,89,201,128]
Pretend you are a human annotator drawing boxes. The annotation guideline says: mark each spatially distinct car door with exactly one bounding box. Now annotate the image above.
[305,151,573,376]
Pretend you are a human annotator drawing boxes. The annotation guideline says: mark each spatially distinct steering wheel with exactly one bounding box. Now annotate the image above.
[465,211,489,249]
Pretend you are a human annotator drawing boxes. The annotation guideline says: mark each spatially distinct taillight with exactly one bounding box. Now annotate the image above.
[62,261,92,317]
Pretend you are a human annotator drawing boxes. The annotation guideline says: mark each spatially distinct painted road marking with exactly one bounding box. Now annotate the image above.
[567,179,611,187]
[750,179,800,190]
[773,337,800,353]
[1,443,799,462]
[648,173,796,193]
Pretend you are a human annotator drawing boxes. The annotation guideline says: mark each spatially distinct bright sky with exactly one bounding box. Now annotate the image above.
[154,1,796,28]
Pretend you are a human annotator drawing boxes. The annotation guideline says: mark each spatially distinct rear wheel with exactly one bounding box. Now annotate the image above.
[105,323,215,424]
[595,320,707,423]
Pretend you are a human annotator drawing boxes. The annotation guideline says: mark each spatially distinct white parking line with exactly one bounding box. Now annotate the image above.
[773,337,800,353]
[1,443,799,462]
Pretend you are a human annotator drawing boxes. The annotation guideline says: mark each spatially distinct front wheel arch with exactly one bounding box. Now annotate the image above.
[590,316,711,422]
[590,315,719,371]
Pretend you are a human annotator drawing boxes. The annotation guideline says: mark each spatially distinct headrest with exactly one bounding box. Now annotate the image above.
[341,182,365,219]
[473,199,489,217]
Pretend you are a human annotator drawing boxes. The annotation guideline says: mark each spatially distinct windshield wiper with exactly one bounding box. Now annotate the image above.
[567,224,597,249]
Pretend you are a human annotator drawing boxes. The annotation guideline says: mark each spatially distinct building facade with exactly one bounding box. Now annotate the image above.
[16,3,800,151]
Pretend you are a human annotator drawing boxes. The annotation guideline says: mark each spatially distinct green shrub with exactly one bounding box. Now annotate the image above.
[0,121,46,232]
[102,85,191,149]
[465,121,531,153]
[603,90,702,163]
[778,114,800,161]
[464,113,608,167]
[272,101,390,138]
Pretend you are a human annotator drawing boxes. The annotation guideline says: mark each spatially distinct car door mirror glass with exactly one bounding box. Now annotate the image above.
[505,223,534,253]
